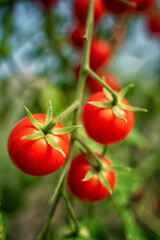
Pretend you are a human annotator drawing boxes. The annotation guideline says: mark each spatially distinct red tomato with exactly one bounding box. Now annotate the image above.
[74,0,106,25]
[82,91,134,145]
[8,114,69,176]
[70,24,85,49]
[90,39,112,70]
[102,0,143,14]
[40,0,57,8]
[135,0,154,11]
[67,153,116,202]
[147,11,160,35]
[87,73,121,92]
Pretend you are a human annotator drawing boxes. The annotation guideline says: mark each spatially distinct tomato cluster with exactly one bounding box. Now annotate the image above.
[8,0,153,206]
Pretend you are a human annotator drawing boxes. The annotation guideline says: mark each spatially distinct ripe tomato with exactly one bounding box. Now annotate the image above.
[70,24,85,49]
[90,39,112,70]
[82,91,134,145]
[86,73,121,92]
[135,0,154,11]
[74,0,106,25]
[67,153,116,202]
[8,114,69,176]
[147,11,160,35]
[40,0,57,8]
[102,0,143,14]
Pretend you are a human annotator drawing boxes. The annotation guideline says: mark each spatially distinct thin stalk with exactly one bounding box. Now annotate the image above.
[43,100,79,133]
[74,0,94,123]
[74,136,103,169]
[62,191,79,236]
[49,146,75,204]
[36,192,61,240]
[86,68,119,105]
[101,146,108,159]
[36,0,95,238]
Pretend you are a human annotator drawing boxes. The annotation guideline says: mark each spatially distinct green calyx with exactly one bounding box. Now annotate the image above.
[22,100,81,156]
[88,83,148,122]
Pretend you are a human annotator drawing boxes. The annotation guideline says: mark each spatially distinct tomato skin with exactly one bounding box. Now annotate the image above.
[8,114,69,176]
[90,39,112,70]
[103,0,143,14]
[87,74,121,92]
[147,11,160,35]
[70,24,85,49]
[74,0,106,25]
[135,0,154,11]
[67,153,116,202]
[40,0,57,8]
[82,92,134,145]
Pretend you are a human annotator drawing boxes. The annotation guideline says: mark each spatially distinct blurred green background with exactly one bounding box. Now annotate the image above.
[0,0,160,239]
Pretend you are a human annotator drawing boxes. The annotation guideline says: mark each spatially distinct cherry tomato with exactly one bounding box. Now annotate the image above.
[70,24,85,49]
[147,11,160,35]
[74,0,106,25]
[82,91,134,145]
[135,0,154,11]
[87,73,121,92]
[67,153,116,202]
[40,0,57,8]
[102,0,143,14]
[8,114,69,176]
[90,39,112,70]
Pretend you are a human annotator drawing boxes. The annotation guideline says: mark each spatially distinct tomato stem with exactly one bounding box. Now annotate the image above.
[86,68,119,105]
[36,192,61,240]
[74,136,103,169]
[42,100,79,133]
[62,190,80,236]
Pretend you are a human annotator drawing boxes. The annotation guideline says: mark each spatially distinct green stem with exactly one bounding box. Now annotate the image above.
[37,0,95,238]
[119,0,136,7]
[74,136,103,169]
[74,0,94,123]
[43,100,79,133]
[62,190,79,236]
[36,192,61,240]
[86,68,119,105]
[101,146,108,159]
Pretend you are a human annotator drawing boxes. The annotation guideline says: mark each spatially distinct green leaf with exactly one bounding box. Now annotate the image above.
[45,134,66,157]
[22,130,45,140]
[82,169,97,182]
[24,106,43,130]
[119,104,148,112]
[52,125,82,135]
[118,83,134,99]
[44,100,53,126]
[98,171,112,194]
[103,88,113,101]
[112,105,127,122]
[119,208,147,240]
[0,212,7,240]
[118,0,136,7]
[88,101,112,109]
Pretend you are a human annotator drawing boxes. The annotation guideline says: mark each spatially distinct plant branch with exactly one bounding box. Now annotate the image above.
[36,192,61,240]
[74,136,103,169]
[62,190,79,236]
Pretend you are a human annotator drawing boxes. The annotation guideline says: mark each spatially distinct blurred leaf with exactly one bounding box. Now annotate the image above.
[119,208,147,240]
[0,212,6,240]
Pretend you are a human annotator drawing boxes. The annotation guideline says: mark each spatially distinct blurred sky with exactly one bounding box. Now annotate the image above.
[0,0,160,81]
